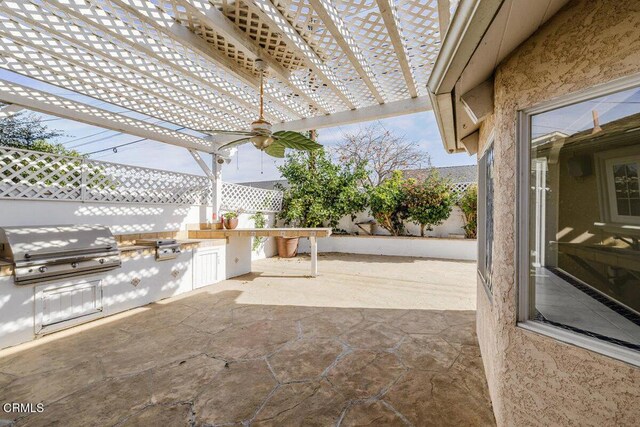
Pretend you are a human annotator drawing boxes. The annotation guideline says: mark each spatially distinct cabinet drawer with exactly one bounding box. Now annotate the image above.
[35,278,104,335]
[193,248,222,289]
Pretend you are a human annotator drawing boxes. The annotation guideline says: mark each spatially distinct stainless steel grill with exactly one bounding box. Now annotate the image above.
[0,225,121,285]
[135,238,181,261]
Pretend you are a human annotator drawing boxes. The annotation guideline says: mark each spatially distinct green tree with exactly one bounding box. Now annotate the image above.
[0,113,116,192]
[276,150,368,228]
[0,112,66,151]
[368,170,409,236]
[404,172,453,237]
[458,184,478,239]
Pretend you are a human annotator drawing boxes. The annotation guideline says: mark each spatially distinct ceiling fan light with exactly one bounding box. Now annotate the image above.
[251,135,274,150]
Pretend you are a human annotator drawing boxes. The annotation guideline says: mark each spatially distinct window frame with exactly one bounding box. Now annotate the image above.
[516,74,640,367]
[602,154,640,224]
[478,137,495,301]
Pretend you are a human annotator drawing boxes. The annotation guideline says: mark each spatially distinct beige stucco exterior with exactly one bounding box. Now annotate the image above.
[476,0,640,425]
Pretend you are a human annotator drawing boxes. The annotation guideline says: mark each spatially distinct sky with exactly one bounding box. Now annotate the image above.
[1,69,476,182]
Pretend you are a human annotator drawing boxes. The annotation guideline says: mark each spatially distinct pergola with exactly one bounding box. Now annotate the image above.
[0,0,454,154]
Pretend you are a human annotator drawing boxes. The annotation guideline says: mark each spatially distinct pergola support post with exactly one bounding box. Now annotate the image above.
[309,236,318,277]
[212,154,223,217]
[187,148,222,218]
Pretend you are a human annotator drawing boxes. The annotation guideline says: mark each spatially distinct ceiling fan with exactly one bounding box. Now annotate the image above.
[198,59,322,158]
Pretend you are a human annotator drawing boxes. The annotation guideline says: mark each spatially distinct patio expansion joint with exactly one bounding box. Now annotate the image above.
[380,399,415,427]
[319,342,354,379]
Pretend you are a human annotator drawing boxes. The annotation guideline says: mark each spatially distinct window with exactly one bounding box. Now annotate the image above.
[518,78,640,366]
[478,141,494,296]
[605,155,640,223]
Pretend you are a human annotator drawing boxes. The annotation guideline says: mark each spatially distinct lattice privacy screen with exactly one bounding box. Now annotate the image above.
[220,181,284,213]
[450,182,475,201]
[0,146,283,211]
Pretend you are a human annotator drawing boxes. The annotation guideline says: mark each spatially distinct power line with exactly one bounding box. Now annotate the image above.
[86,137,148,155]
[69,132,123,149]
[85,126,186,156]
[61,129,115,146]
[64,116,167,148]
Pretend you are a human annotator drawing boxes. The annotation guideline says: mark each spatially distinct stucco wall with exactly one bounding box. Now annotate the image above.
[332,206,468,238]
[476,1,640,425]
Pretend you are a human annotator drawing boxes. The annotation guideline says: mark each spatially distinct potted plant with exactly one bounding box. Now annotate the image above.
[223,211,239,229]
[211,213,223,230]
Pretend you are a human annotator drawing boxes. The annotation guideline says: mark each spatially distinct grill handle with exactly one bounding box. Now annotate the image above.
[23,245,114,260]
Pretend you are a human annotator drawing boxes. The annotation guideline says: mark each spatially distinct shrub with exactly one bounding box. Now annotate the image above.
[250,212,267,252]
[404,172,453,237]
[277,150,368,228]
[368,170,409,236]
[458,184,478,239]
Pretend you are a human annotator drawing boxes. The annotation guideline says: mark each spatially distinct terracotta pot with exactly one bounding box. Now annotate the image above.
[224,217,238,229]
[276,236,299,258]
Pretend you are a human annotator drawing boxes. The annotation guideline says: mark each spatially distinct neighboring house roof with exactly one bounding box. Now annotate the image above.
[236,180,288,190]
[403,165,477,183]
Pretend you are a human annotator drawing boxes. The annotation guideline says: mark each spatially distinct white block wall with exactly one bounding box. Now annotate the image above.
[334,206,468,238]
[0,199,210,233]
[298,235,477,261]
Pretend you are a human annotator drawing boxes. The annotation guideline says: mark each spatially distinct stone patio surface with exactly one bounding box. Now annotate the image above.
[0,253,494,426]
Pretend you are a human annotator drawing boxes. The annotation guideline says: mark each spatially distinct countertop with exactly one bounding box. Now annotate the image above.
[190,228,332,239]
[0,239,227,277]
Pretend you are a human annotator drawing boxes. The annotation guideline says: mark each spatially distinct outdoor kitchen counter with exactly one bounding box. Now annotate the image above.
[0,240,226,277]
[117,238,224,255]
[188,228,332,277]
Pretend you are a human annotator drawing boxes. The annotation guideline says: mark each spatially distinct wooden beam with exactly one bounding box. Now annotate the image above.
[210,95,432,147]
[103,0,296,122]
[0,21,233,131]
[0,103,23,118]
[308,0,386,104]
[460,131,479,155]
[188,149,214,179]
[437,0,451,41]
[460,78,494,124]
[248,0,356,110]
[188,1,290,79]
[184,0,329,115]
[5,0,250,127]
[375,0,418,98]
[0,79,213,152]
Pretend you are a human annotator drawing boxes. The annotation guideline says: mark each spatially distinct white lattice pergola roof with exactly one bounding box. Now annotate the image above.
[0,0,456,153]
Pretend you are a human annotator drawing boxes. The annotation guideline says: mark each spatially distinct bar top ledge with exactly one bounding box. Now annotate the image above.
[189,228,332,239]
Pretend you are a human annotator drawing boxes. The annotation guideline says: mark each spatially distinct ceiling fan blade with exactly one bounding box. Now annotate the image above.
[272,131,322,151]
[219,137,251,150]
[198,129,254,136]
[264,141,286,158]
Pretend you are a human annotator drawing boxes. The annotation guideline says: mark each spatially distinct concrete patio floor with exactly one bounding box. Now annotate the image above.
[0,253,494,426]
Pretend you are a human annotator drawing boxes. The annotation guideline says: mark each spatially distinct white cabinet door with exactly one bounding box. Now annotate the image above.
[35,278,104,334]
[193,247,222,289]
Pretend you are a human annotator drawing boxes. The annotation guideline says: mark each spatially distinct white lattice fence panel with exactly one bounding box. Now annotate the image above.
[85,160,212,205]
[221,182,283,213]
[0,146,83,200]
[450,182,475,201]
[0,147,212,205]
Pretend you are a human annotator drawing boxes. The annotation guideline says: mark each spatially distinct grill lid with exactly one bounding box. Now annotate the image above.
[0,225,118,262]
